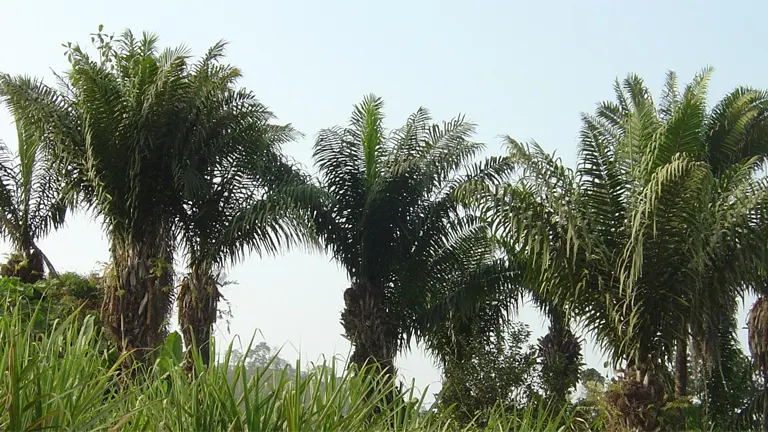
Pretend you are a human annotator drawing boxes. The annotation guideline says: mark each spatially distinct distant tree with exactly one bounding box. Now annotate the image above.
[230,342,293,373]
[580,368,606,386]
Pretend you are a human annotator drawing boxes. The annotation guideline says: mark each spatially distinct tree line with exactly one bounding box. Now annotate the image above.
[2,27,768,430]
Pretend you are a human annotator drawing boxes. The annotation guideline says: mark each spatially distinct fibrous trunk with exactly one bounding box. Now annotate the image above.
[178,265,220,372]
[537,313,582,405]
[341,281,399,381]
[101,242,174,367]
[674,333,688,397]
[747,296,768,432]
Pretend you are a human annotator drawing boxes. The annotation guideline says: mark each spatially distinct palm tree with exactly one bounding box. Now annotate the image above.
[312,95,511,380]
[0,29,244,364]
[177,144,315,372]
[478,69,768,425]
[577,69,768,402]
[174,44,319,368]
[0,110,66,283]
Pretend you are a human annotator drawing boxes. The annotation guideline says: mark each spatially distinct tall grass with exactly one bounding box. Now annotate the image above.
[0,304,586,431]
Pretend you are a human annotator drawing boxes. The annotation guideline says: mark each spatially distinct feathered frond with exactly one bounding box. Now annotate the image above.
[0,89,69,265]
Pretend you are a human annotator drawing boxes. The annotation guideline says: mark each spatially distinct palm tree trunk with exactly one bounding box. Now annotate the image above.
[537,310,582,405]
[674,333,688,397]
[763,371,768,432]
[747,296,768,432]
[32,244,58,278]
[341,281,399,381]
[101,242,174,367]
[178,266,220,372]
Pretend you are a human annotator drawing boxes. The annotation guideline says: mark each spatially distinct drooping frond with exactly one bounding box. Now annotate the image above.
[0,87,69,267]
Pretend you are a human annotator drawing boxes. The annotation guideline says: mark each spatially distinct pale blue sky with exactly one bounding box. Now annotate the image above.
[0,0,765,401]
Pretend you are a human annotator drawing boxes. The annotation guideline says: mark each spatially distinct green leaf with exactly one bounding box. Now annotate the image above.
[163,331,183,364]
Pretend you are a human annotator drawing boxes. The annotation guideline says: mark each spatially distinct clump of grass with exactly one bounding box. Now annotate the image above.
[0,301,585,431]
[0,304,128,431]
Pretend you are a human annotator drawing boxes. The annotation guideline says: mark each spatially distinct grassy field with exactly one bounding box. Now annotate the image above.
[0,302,588,431]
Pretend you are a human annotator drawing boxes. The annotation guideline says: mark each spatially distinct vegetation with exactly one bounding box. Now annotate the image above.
[311,94,512,383]
[436,320,541,426]
[1,26,768,431]
[0,105,66,283]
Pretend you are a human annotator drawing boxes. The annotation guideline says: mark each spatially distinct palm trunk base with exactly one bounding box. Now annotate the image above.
[605,364,665,431]
[341,282,399,382]
[101,248,174,368]
[178,270,220,373]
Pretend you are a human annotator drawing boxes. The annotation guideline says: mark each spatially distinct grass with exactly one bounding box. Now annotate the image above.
[0,300,587,431]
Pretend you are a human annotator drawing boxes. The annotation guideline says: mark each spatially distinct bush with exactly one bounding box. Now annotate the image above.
[436,321,543,426]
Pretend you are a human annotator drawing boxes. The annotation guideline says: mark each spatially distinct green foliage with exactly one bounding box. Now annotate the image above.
[153,331,184,378]
[575,379,608,430]
[313,94,516,374]
[0,303,591,431]
[691,314,762,430]
[581,368,606,386]
[0,307,126,430]
[0,274,102,336]
[537,317,583,405]
[52,272,99,300]
[437,320,541,425]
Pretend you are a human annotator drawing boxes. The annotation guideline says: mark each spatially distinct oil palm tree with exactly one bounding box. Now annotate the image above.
[177,164,314,370]
[174,45,320,367]
[0,29,249,364]
[411,226,524,361]
[576,69,768,401]
[415,234,527,420]
[312,95,512,379]
[0,111,66,283]
[177,145,317,371]
[478,69,768,420]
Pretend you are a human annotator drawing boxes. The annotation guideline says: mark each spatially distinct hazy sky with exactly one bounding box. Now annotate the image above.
[0,0,765,401]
